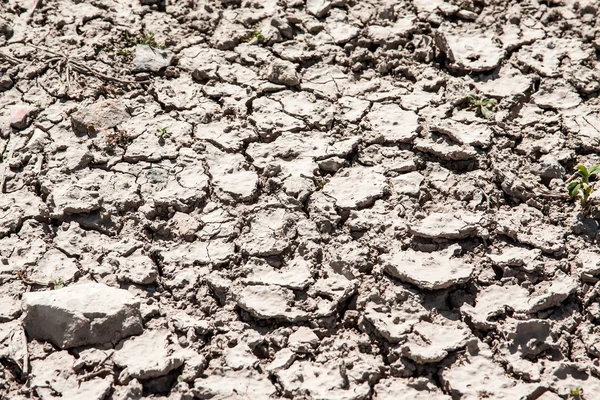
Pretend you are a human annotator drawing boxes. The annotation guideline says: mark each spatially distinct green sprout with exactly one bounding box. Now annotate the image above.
[177,375,184,383]
[468,94,498,119]
[241,25,266,43]
[568,164,600,209]
[156,126,170,141]
[50,277,64,290]
[570,385,584,399]
[122,31,165,49]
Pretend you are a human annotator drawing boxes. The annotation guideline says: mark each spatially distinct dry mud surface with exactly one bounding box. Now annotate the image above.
[2,0,600,399]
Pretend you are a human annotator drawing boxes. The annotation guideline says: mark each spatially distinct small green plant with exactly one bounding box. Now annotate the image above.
[241,25,266,43]
[468,94,498,119]
[177,375,184,383]
[50,277,64,290]
[567,164,600,209]
[156,126,170,141]
[570,385,584,399]
[122,31,165,49]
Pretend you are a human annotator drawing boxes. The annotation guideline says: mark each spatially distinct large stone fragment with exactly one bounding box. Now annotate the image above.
[235,285,309,322]
[133,44,173,72]
[367,103,419,143]
[30,351,111,400]
[71,100,129,135]
[22,283,143,349]
[461,284,530,330]
[113,329,185,382]
[374,378,451,400]
[382,246,474,290]
[266,58,300,86]
[435,30,504,72]
[400,320,472,363]
[323,167,388,210]
[409,212,480,239]
[193,369,277,399]
[441,341,541,398]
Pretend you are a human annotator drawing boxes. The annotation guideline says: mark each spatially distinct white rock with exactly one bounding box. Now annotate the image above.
[374,377,451,400]
[224,342,259,370]
[193,369,276,399]
[266,58,301,86]
[533,80,581,110]
[390,171,424,197]
[238,207,298,256]
[133,44,173,72]
[441,341,540,398]
[266,348,295,372]
[323,166,387,209]
[115,249,158,285]
[113,329,185,382]
[236,285,309,322]
[461,284,530,329]
[430,119,492,148]
[307,0,331,17]
[206,149,259,203]
[409,212,479,239]
[22,283,143,349]
[30,351,111,400]
[276,360,370,399]
[401,320,472,363]
[382,246,474,290]
[413,137,478,161]
[367,103,419,143]
[435,30,504,72]
[288,327,319,353]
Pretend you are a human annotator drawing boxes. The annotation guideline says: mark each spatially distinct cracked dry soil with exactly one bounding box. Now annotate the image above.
[2,0,600,399]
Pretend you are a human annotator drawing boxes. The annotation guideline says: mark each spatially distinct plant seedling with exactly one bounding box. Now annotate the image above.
[242,25,266,43]
[468,94,498,119]
[156,126,170,142]
[567,164,600,209]
[570,385,584,399]
[50,277,64,290]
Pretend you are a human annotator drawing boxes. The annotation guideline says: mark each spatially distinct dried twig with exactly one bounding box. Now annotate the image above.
[28,44,150,85]
[0,52,20,65]
[27,0,42,23]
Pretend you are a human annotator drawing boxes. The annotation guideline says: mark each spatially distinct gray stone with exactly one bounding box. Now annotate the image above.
[71,100,129,135]
[266,58,301,86]
[113,329,185,382]
[133,44,173,73]
[22,283,143,349]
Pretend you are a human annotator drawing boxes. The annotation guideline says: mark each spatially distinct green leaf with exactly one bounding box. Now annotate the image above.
[567,181,581,197]
[576,165,590,179]
[481,106,492,119]
[589,164,600,176]
[484,98,498,106]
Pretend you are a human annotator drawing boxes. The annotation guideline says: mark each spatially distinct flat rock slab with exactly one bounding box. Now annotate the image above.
[22,283,143,349]
[133,44,173,72]
[113,329,185,382]
[71,100,129,135]
[367,103,419,143]
[382,246,474,290]
[323,166,388,210]
[401,320,472,363]
[30,351,112,400]
[374,378,450,400]
[409,212,480,239]
[435,30,504,72]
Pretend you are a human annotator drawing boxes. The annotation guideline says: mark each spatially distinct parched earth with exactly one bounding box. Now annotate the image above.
[2,0,600,398]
